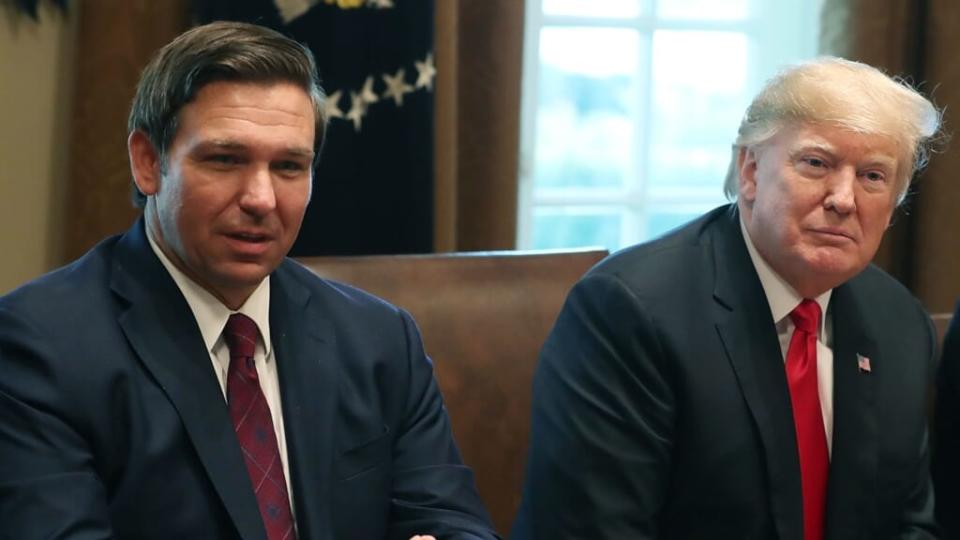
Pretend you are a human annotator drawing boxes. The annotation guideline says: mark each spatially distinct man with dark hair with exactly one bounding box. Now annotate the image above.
[512,57,942,539]
[0,21,496,540]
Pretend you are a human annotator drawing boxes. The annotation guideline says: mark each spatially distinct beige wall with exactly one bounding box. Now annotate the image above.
[0,5,77,293]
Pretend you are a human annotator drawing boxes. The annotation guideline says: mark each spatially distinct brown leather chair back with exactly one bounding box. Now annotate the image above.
[296,248,608,533]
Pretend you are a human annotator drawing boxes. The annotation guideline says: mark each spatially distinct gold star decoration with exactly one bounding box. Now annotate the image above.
[414,52,436,91]
[325,0,364,8]
[276,0,320,22]
[382,69,414,107]
[324,89,344,120]
[360,75,379,106]
[346,91,367,132]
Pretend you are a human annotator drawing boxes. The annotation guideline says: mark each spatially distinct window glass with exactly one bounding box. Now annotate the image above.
[520,0,823,251]
[647,31,747,193]
[543,0,642,18]
[532,208,622,249]
[647,209,708,238]
[655,0,748,20]
[535,27,639,189]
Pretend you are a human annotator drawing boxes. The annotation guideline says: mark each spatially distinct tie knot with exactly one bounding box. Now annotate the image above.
[790,299,821,334]
[225,313,258,359]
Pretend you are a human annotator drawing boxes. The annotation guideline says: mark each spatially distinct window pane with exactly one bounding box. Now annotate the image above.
[656,0,748,20]
[518,1,822,252]
[543,0,642,18]
[531,207,622,249]
[647,210,704,239]
[647,30,747,197]
[535,27,639,189]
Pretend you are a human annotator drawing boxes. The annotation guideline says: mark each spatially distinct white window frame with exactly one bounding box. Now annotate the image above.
[517,0,823,250]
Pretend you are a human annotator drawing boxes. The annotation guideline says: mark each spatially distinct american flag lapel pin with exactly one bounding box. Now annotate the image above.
[857,353,872,374]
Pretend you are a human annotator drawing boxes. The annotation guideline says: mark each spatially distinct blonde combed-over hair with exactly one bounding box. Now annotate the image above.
[723,57,941,204]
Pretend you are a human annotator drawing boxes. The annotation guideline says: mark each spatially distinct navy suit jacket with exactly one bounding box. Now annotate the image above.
[512,205,937,539]
[0,221,497,539]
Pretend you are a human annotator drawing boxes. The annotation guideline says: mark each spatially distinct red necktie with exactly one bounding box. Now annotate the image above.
[225,313,296,540]
[786,300,828,540]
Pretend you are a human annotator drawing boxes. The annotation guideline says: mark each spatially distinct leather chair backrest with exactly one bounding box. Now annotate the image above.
[296,248,608,533]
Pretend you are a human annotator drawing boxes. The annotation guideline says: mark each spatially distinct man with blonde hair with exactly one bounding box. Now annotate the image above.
[513,57,941,539]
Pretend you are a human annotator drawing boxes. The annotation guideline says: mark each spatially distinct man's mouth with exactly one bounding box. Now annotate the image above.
[809,227,855,242]
[227,231,270,243]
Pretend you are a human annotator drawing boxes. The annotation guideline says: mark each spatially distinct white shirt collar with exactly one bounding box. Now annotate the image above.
[146,228,273,358]
[739,216,831,336]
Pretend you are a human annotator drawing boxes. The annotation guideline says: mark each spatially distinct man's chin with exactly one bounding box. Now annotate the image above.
[803,258,864,286]
[213,261,277,289]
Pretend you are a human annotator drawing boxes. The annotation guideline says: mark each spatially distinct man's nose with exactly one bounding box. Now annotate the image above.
[238,166,277,215]
[824,167,856,214]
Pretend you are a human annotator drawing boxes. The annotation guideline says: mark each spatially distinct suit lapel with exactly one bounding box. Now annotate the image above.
[110,221,266,540]
[710,208,804,540]
[271,263,339,540]
[824,283,877,538]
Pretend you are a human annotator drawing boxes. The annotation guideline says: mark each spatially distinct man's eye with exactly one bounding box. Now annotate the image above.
[274,161,306,172]
[209,154,241,165]
[863,171,886,182]
[802,156,826,168]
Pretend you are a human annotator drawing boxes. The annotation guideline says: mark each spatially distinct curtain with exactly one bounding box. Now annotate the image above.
[820,0,960,313]
[434,0,524,251]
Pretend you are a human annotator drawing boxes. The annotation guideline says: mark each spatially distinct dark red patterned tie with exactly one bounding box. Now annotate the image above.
[225,313,296,540]
[786,300,828,540]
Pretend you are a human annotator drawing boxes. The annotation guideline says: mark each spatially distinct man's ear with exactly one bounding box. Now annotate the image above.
[128,130,162,197]
[737,146,759,203]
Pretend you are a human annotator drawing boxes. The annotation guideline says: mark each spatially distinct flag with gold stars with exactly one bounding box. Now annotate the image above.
[193,0,436,255]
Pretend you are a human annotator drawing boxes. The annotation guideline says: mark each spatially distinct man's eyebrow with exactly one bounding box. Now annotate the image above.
[282,147,315,159]
[194,139,246,152]
[862,154,898,169]
[790,140,898,170]
[193,140,314,159]
[791,140,836,155]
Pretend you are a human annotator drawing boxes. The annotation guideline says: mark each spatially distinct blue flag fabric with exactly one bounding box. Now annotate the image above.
[194,0,435,255]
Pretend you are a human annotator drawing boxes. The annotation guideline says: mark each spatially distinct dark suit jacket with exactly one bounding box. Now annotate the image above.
[0,221,497,540]
[934,303,960,539]
[511,205,937,539]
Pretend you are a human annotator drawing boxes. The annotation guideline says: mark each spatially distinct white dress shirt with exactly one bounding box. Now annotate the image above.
[146,232,295,504]
[740,218,835,457]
